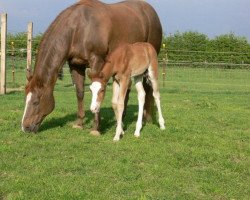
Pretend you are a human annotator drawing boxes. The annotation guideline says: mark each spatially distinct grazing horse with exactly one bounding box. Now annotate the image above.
[21,0,162,133]
[89,43,165,141]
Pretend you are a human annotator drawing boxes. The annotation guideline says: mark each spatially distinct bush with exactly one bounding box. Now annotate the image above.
[160,31,250,66]
[6,32,42,57]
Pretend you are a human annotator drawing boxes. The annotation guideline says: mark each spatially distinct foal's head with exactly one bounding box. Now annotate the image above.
[88,70,107,114]
[21,77,55,133]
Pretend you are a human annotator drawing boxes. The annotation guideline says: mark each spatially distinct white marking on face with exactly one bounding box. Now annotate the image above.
[90,82,102,113]
[21,92,32,132]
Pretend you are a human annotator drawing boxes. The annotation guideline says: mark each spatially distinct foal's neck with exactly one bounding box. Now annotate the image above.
[101,62,115,84]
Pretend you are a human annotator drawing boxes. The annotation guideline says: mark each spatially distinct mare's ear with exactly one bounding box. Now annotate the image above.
[26,68,33,82]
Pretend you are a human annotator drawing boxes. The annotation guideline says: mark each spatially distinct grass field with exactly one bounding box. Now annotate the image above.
[0,66,250,199]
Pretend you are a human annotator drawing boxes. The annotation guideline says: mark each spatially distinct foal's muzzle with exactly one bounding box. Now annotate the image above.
[90,103,100,114]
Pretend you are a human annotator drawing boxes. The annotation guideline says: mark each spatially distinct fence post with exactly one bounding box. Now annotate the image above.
[27,22,33,78]
[162,43,167,88]
[11,41,15,83]
[163,53,167,88]
[1,13,7,95]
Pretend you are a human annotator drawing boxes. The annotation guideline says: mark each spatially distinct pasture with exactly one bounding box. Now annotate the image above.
[0,66,249,199]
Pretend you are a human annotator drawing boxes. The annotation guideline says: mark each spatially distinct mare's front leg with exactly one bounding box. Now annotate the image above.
[89,54,105,135]
[70,66,86,129]
[91,113,101,136]
[113,78,130,141]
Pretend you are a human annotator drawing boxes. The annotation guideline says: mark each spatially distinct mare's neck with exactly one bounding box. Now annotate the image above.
[33,30,70,88]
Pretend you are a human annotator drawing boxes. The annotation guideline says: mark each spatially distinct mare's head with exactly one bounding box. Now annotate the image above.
[21,73,55,133]
[88,70,107,114]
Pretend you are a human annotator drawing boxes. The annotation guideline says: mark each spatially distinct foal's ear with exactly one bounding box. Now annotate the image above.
[99,72,104,79]
[87,69,93,78]
[105,57,111,64]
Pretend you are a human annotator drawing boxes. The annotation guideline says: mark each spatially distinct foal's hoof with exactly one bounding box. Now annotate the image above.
[90,130,101,136]
[72,124,83,129]
[134,133,140,138]
[113,137,120,142]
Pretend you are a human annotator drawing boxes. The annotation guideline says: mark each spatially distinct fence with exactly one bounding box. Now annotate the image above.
[3,51,250,95]
[1,13,250,95]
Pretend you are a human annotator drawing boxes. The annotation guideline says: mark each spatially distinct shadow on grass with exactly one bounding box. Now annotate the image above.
[5,90,24,95]
[39,113,76,132]
[99,105,138,134]
[39,105,139,134]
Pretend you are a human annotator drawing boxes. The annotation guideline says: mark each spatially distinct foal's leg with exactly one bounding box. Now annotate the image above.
[148,66,165,130]
[112,80,120,122]
[134,76,146,138]
[70,66,86,129]
[123,79,132,120]
[113,79,130,141]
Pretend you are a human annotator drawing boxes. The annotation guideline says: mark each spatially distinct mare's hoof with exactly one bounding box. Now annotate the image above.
[72,124,83,129]
[90,130,101,136]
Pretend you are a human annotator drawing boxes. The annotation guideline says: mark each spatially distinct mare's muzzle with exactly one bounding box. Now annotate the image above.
[22,122,40,133]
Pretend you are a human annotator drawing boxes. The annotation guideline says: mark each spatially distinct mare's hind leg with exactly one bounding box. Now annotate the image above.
[148,66,165,130]
[134,76,146,138]
[70,66,86,129]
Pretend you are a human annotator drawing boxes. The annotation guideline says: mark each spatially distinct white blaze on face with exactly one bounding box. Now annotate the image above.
[21,92,32,131]
[90,82,102,113]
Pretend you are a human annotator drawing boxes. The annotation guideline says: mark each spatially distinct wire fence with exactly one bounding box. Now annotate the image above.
[1,45,250,94]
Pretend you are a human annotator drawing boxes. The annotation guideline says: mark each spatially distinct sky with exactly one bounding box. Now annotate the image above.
[0,0,249,40]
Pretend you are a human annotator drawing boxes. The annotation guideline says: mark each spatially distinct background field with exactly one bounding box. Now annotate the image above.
[0,65,249,199]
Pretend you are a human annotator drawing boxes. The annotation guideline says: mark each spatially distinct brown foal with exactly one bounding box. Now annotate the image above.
[89,43,165,141]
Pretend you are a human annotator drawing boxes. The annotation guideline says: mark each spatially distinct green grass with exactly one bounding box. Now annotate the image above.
[0,67,250,199]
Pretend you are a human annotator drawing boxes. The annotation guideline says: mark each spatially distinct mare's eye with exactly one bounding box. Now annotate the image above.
[33,101,39,106]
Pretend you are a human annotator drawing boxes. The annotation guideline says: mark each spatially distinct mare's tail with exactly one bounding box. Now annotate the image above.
[143,44,160,122]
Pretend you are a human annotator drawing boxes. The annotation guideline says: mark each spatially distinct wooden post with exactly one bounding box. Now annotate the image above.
[27,22,33,75]
[11,41,15,83]
[1,13,7,95]
[162,44,167,88]
[163,54,167,88]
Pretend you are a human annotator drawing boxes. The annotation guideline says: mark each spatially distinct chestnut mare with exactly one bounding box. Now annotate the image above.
[21,0,162,133]
[89,43,165,141]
